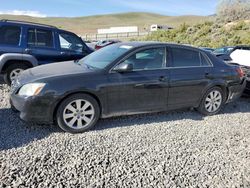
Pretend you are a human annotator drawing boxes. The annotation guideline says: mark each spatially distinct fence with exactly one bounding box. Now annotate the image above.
[82,31,150,41]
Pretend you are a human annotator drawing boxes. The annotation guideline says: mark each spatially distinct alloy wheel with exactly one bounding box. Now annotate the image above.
[9,68,24,82]
[63,99,95,129]
[205,90,222,113]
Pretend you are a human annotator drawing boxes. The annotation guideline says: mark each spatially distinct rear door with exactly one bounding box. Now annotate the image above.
[167,47,213,109]
[24,27,62,64]
[107,46,170,114]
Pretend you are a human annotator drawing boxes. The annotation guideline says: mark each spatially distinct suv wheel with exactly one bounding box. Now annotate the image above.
[56,94,100,133]
[197,87,225,116]
[4,63,30,85]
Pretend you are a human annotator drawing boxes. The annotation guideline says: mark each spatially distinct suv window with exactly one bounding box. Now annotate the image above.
[59,32,84,52]
[28,28,53,48]
[171,48,210,67]
[0,25,21,45]
[122,48,165,70]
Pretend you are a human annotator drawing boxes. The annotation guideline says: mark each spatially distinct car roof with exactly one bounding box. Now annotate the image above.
[0,19,57,29]
[0,19,78,34]
[114,42,201,51]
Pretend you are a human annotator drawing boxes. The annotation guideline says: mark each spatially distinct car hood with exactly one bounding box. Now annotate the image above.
[17,61,95,84]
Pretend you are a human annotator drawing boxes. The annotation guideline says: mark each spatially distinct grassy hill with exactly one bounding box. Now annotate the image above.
[143,20,250,48]
[0,12,209,35]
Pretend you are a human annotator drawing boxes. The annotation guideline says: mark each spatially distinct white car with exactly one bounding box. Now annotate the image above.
[230,49,250,67]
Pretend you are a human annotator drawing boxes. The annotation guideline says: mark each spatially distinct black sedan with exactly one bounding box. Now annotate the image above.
[10,42,246,133]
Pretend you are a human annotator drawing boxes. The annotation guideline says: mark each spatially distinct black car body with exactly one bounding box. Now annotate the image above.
[0,20,93,85]
[10,42,246,133]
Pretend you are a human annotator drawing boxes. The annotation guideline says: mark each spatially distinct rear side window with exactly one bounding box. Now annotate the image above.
[28,28,53,48]
[0,25,21,45]
[171,48,210,67]
[200,53,210,66]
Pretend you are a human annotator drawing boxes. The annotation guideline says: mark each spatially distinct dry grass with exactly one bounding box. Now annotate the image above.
[0,12,209,35]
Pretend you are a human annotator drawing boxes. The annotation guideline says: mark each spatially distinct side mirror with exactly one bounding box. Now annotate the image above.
[113,63,133,73]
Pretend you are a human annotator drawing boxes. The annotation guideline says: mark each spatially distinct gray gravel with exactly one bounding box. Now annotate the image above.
[0,84,250,188]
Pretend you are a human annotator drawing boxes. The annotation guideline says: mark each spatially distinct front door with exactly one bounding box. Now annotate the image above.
[58,31,88,61]
[107,47,170,115]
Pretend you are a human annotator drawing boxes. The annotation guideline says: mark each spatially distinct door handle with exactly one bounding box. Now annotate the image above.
[159,76,167,82]
[205,72,212,78]
[61,51,70,55]
[24,48,32,53]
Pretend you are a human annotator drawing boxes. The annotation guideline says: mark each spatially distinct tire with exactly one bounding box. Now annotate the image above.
[56,94,100,133]
[197,87,225,116]
[3,63,30,86]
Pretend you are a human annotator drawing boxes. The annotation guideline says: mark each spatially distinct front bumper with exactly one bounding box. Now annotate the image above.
[10,94,57,124]
[226,78,247,103]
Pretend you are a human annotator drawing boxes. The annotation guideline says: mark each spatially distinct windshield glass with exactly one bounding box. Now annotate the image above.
[78,44,133,69]
[214,47,234,54]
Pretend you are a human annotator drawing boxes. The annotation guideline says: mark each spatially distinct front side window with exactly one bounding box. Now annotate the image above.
[171,48,210,67]
[0,25,21,45]
[121,48,165,70]
[28,28,53,48]
[59,32,84,52]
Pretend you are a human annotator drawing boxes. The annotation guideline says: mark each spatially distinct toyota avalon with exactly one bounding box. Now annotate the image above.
[10,42,246,133]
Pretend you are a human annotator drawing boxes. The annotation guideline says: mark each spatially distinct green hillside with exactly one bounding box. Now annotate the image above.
[0,12,209,35]
[143,20,250,48]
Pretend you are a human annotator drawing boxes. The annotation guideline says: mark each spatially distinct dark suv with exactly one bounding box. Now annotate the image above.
[0,20,93,85]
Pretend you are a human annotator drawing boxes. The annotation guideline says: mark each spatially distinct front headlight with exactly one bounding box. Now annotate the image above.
[18,83,46,97]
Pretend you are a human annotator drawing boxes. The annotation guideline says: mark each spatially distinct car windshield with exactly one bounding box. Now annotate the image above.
[78,44,133,69]
[214,47,234,54]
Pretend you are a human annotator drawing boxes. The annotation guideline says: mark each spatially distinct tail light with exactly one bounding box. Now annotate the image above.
[236,67,244,78]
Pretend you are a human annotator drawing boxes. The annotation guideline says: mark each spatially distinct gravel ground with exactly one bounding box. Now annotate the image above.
[0,84,250,188]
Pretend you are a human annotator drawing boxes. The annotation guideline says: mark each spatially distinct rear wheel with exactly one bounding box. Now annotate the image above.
[197,87,225,116]
[56,94,100,133]
[4,63,30,85]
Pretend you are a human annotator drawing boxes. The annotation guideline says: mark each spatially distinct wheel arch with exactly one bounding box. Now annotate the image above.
[196,82,229,108]
[0,53,38,73]
[52,91,103,123]
[1,60,33,73]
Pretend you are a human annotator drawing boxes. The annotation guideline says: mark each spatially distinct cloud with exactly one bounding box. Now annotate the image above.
[0,10,47,17]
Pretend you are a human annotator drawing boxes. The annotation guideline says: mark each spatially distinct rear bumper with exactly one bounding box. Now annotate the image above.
[226,79,247,103]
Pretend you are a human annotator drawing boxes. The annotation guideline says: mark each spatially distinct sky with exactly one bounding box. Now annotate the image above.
[0,0,218,17]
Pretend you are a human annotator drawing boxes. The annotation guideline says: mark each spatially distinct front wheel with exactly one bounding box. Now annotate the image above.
[197,87,225,116]
[56,94,100,133]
